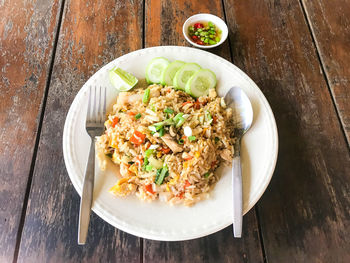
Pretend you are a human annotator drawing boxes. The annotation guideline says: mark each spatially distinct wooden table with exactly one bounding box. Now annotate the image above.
[1,0,349,262]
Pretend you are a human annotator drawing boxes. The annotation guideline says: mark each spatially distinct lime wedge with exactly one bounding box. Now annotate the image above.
[109,67,138,91]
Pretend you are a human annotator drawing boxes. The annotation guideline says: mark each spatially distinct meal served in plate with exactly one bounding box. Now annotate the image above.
[97,58,236,206]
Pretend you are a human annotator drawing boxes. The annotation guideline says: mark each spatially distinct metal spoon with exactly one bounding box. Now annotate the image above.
[224,86,253,238]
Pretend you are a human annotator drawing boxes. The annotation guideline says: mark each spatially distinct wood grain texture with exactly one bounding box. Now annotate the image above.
[144,210,263,263]
[16,0,143,262]
[224,0,350,261]
[0,0,62,261]
[301,0,350,145]
[144,1,263,262]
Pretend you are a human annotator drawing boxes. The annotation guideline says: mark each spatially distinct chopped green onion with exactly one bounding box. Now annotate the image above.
[148,156,163,169]
[159,127,165,137]
[155,165,169,185]
[144,149,154,158]
[142,157,149,170]
[164,108,174,114]
[145,165,153,172]
[155,169,162,184]
[105,153,113,158]
[206,111,212,121]
[143,88,150,104]
[204,172,210,178]
[149,103,156,112]
[188,136,196,142]
[154,123,164,131]
[214,137,220,143]
[208,21,213,27]
[178,139,184,144]
[148,125,157,132]
[175,116,186,128]
[209,39,216,45]
[135,113,141,119]
[173,112,183,122]
[164,118,174,125]
[153,118,174,131]
[151,131,156,135]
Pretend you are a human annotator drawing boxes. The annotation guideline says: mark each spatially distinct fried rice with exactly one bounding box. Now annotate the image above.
[96,84,235,206]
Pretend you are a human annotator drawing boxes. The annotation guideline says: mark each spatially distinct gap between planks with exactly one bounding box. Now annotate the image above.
[298,0,350,149]
[12,0,67,262]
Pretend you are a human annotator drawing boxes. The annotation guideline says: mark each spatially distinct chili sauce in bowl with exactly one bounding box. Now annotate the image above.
[183,14,228,49]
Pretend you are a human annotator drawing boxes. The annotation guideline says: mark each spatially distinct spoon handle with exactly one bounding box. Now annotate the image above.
[232,153,243,237]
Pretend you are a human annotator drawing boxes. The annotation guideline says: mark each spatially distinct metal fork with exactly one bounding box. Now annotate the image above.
[78,86,106,244]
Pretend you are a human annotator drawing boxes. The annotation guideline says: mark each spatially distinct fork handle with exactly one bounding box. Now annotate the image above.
[78,137,95,244]
[232,154,243,238]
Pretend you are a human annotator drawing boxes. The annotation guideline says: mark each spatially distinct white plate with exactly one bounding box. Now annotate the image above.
[63,46,278,241]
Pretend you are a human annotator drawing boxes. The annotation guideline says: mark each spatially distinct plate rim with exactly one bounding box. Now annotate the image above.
[63,45,278,241]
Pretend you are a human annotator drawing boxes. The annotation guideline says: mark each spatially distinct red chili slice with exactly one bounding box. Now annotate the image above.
[194,23,204,29]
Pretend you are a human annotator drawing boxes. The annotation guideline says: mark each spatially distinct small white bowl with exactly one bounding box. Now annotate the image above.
[183,13,228,49]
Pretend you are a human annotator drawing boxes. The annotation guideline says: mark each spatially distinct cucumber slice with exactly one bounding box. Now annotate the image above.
[145,57,170,84]
[185,69,217,98]
[173,63,201,91]
[161,60,185,86]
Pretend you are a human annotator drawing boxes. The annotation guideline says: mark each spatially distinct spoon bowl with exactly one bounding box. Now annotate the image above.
[224,86,253,237]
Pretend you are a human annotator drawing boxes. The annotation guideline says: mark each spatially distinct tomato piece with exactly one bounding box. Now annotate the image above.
[130,130,146,145]
[192,35,198,40]
[160,147,171,154]
[145,184,155,194]
[134,130,146,140]
[112,117,119,127]
[128,111,136,116]
[197,40,204,45]
[136,155,143,165]
[184,180,191,188]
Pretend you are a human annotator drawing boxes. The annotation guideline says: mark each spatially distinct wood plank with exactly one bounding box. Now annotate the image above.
[144,210,263,263]
[301,0,350,145]
[223,0,350,261]
[16,0,143,262]
[144,1,263,262]
[0,0,62,261]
